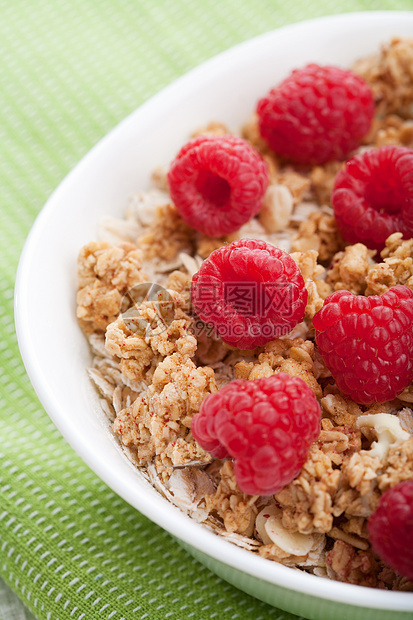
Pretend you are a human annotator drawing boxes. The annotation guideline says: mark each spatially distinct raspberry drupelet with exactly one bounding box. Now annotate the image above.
[313,285,413,405]
[257,64,374,165]
[167,134,269,237]
[191,374,321,496]
[332,145,413,251]
[368,481,413,582]
[191,238,308,350]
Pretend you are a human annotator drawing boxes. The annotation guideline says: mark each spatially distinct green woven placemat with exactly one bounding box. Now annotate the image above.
[1,2,411,619]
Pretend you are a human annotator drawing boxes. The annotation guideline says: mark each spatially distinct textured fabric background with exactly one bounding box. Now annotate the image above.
[1,2,412,619]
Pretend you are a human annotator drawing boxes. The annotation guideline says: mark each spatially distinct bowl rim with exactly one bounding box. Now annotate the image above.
[15,10,413,613]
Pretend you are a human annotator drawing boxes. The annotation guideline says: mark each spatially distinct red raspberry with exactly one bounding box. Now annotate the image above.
[191,374,321,495]
[167,135,269,237]
[332,146,413,251]
[313,285,413,405]
[368,481,413,581]
[191,239,308,349]
[256,64,374,165]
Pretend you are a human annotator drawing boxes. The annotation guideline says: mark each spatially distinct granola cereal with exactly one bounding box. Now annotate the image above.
[291,211,344,264]
[327,243,375,295]
[77,38,413,590]
[353,37,413,118]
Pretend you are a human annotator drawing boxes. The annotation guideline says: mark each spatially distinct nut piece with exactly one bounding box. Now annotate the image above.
[256,505,313,555]
[357,413,410,459]
[398,408,413,434]
[259,185,293,233]
[167,468,215,512]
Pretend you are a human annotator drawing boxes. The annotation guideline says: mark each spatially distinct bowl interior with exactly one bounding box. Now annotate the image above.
[15,11,413,619]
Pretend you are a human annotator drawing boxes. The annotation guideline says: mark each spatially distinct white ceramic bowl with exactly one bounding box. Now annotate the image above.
[15,12,413,620]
